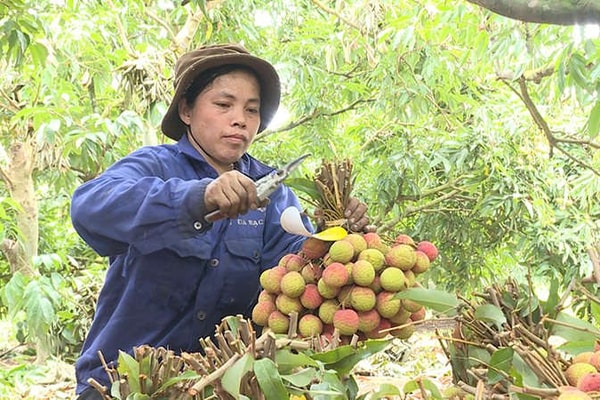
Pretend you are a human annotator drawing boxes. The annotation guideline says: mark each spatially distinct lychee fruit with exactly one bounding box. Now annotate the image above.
[278,253,306,271]
[358,309,381,333]
[280,271,306,298]
[412,250,431,274]
[318,299,340,324]
[376,291,402,318]
[417,240,438,262]
[259,266,287,294]
[558,388,593,400]
[391,324,415,340]
[365,318,391,339]
[322,262,350,287]
[380,267,408,292]
[573,352,595,365]
[358,248,386,272]
[403,299,423,313]
[385,244,417,271]
[268,310,290,334]
[298,314,323,337]
[301,263,322,284]
[300,237,331,260]
[275,294,303,316]
[352,259,376,286]
[368,275,383,294]
[394,234,416,247]
[578,372,600,392]
[328,240,355,263]
[337,285,353,307]
[343,233,368,257]
[404,270,416,287]
[350,286,377,312]
[410,307,426,321]
[566,362,597,386]
[258,289,276,303]
[317,278,341,299]
[389,307,411,325]
[300,283,324,309]
[589,351,600,370]
[251,300,276,326]
[363,232,390,254]
[333,309,360,336]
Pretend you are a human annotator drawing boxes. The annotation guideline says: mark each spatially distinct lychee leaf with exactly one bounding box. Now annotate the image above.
[473,304,506,329]
[254,358,288,400]
[117,351,140,393]
[487,347,513,385]
[280,367,318,388]
[321,339,392,376]
[393,287,459,315]
[221,353,254,399]
[371,383,402,398]
[551,311,600,349]
[310,345,356,363]
[276,349,318,374]
[403,378,442,399]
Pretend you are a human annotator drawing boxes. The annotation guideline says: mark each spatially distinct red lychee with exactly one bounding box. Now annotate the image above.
[416,240,438,262]
[278,253,306,272]
[300,237,331,260]
[394,234,415,247]
[365,318,392,339]
[301,262,322,284]
[358,309,381,333]
[578,372,600,392]
[322,262,350,287]
[333,309,360,336]
[300,283,324,310]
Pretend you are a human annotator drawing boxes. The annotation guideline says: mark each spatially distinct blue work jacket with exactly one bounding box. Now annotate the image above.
[70,135,311,394]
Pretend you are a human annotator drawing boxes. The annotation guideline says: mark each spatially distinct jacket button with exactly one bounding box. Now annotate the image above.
[196,310,206,321]
[193,221,203,230]
[210,259,219,267]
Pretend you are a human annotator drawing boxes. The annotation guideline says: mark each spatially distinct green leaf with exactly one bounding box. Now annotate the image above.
[276,349,318,374]
[551,311,600,346]
[487,347,513,385]
[222,353,254,398]
[254,358,288,400]
[310,345,357,363]
[371,383,402,398]
[587,101,600,138]
[155,370,199,393]
[393,287,459,314]
[117,351,141,393]
[323,339,392,376]
[473,304,506,329]
[281,367,317,388]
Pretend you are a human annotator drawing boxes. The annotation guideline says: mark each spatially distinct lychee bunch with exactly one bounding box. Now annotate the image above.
[252,232,439,345]
[561,349,600,394]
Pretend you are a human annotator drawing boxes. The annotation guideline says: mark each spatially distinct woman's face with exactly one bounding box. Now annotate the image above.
[179,69,262,173]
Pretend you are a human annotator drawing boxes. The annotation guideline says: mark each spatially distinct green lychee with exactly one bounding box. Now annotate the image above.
[300,283,324,309]
[376,291,402,318]
[412,250,431,274]
[333,309,360,336]
[251,300,276,327]
[318,299,340,324]
[328,240,355,263]
[317,278,340,299]
[389,307,411,325]
[357,248,386,272]
[322,262,349,287]
[391,324,415,340]
[403,299,423,313]
[363,232,390,254]
[259,266,287,294]
[258,289,276,303]
[298,314,323,337]
[268,310,290,334]
[280,271,306,298]
[343,233,368,257]
[275,294,303,316]
[350,286,376,312]
[352,259,376,286]
[565,362,597,386]
[380,267,408,292]
[385,244,417,271]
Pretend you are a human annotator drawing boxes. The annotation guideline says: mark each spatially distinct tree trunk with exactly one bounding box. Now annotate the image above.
[466,0,600,25]
[0,138,38,277]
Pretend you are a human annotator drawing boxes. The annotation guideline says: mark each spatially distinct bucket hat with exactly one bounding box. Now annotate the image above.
[161,43,281,140]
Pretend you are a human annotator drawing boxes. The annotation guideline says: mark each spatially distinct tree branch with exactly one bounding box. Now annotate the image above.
[466,0,600,26]
[310,0,364,33]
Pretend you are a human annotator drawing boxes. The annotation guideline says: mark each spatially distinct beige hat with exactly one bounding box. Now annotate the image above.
[161,44,281,140]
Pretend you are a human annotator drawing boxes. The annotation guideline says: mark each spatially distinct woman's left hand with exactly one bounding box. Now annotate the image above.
[344,197,369,232]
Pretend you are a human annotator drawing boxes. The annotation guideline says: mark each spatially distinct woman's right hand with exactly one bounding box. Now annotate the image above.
[204,170,264,220]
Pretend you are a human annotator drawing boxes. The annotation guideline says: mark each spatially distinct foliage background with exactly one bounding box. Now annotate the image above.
[1,0,600,396]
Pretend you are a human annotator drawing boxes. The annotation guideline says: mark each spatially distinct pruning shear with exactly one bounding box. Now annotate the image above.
[205,153,310,222]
